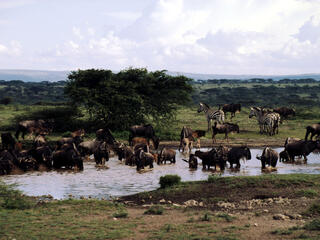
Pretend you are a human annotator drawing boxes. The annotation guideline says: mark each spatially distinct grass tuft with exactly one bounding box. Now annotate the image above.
[144,205,164,215]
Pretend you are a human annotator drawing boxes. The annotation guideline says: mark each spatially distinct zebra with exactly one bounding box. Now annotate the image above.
[249,107,280,135]
[197,102,225,131]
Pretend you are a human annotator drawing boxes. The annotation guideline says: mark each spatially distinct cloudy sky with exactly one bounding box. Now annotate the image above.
[0,0,320,74]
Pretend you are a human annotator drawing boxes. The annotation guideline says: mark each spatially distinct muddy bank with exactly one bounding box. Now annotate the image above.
[159,138,285,149]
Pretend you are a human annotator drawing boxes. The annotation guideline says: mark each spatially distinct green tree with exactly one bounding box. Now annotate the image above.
[64,68,193,130]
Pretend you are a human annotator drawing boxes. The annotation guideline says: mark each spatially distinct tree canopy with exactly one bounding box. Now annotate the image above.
[64,68,193,130]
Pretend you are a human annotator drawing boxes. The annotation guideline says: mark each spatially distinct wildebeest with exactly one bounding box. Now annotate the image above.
[71,129,85,138]
[29,146,53,169]
[194,148,225,171]
[212,122,239,143]
[222,103,241,119]
[56,136,83,150]
[129,124,159,149]
[178,126,205,151]
[1,132,16,150]
[93,141,109,165]
[136,149,154,171]
[279,150,290,162]
[182,154,198,169]
[305,123,320,141]
[15,119,53,140]
[33,133,47,148]
[285,140,320,162]
[256,147,279,169]
[52,144,83,170]
[0,150,15,175]
[158,147,176,164]
[96,128,116,145]
[227,146,251,169]
[273,107,295,121]
[181,137,194,153]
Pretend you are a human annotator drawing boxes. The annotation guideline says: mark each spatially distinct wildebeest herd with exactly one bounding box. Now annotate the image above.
[0,102,319,175]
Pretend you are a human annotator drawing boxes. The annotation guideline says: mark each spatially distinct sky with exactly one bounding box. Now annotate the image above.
[0,0,320,75]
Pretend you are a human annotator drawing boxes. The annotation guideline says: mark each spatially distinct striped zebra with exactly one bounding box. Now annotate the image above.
[249,107,280,135]
[197,102,225,131]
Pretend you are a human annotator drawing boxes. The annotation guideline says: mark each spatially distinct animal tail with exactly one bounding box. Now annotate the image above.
[182,159,189,163]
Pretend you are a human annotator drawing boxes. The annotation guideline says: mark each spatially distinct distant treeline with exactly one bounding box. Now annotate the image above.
[196,78,318,84]
[0,80,66,105]
[1,78,320,107]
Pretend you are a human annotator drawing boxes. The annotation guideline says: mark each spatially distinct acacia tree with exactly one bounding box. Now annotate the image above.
[65,68,193,130]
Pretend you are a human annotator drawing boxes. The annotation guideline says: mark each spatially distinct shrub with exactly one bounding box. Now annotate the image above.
[0,182,34,210]
[144,205,164,215]
[159,175,181,188]
[304,218,320,231]
[112,210,128,218]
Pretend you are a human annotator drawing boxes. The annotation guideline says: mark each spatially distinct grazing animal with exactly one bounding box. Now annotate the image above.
[222,103,241,119]
[71,129,85,138]
[284,137,301,147]
[1,132,16,150]
[136,149,154,171]
[279,150,290,162]
[33,133,47,148]
[197,102,225,131]
[273,107,295,121]
[182,137,194,153]
[158,147,176,164]
[29,146,53,169]
[249,107,280,135]
[305,123,320,140]
[0,150,15,175]
[227,146,251,169]
[212,122,239,143]
[256,147,279,169]
[179,126,206,151]
[129,124,159,149]
[188,154,198,169]
[53,144,83,170]
[93,141,109,165]
[194,148,225,171]
[96,128,116,145]
[285,140,320,162]
[15,119,53,140]
[56,136,83,150]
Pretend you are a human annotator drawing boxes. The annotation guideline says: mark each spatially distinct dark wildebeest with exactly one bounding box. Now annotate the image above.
[56,136,83,150]
[135,149,154,171]
[29,146,53,169]
[194,148,225,171]
[256,147,279,169]
[96,128,116,145]
[33,133,48,148]
[222,103,241,119]
[158,147,176,164]
[15,119,53,140]
[0,150,15,175]
[52,144,83,170]
[129,124,159,150]
[285,140,320,162]
[212,122,239,143]
[305,123,320,141]
[93,141,109,165]
[1,132,16,150]
[227,146,251,169]
[78,139,109,163]
[71,129,85,138]
[182,154,198,169]
[279,150,290,162]
[273,107,295,121]
[178,126,206,151]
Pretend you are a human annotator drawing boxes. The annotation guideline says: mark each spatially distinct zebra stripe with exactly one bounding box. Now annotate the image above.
[198,102,225,131]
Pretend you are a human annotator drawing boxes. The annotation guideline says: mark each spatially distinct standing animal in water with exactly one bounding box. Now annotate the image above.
[197,102,225,131]
[227,146,251,169]
[128,124,159,149]
[178,126,205,151]
[15,119,53,140]
[256,147,279,169]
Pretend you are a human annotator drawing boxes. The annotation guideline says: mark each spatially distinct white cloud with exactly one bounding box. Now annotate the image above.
[72,27,83,40]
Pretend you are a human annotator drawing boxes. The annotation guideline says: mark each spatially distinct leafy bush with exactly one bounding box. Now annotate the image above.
[0,181,34,210]
[159,175,181,188]
[112,210,128,218]
[144,205,164,215]
[304,218,320,231]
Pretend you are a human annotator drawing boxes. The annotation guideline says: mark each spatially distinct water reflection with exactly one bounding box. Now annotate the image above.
[1,148,320,199]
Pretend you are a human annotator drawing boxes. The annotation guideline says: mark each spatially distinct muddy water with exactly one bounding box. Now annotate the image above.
[1,148,320,199]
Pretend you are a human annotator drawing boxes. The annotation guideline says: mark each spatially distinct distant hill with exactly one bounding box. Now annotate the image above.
[0,69,320,82]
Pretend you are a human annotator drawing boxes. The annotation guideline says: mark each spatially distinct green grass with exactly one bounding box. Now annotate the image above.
[144,205,164,215]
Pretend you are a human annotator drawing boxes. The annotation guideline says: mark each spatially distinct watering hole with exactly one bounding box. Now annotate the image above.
[1,148,320,199]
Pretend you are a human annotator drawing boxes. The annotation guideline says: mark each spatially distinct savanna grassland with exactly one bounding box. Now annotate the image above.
[1,78,320,239]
